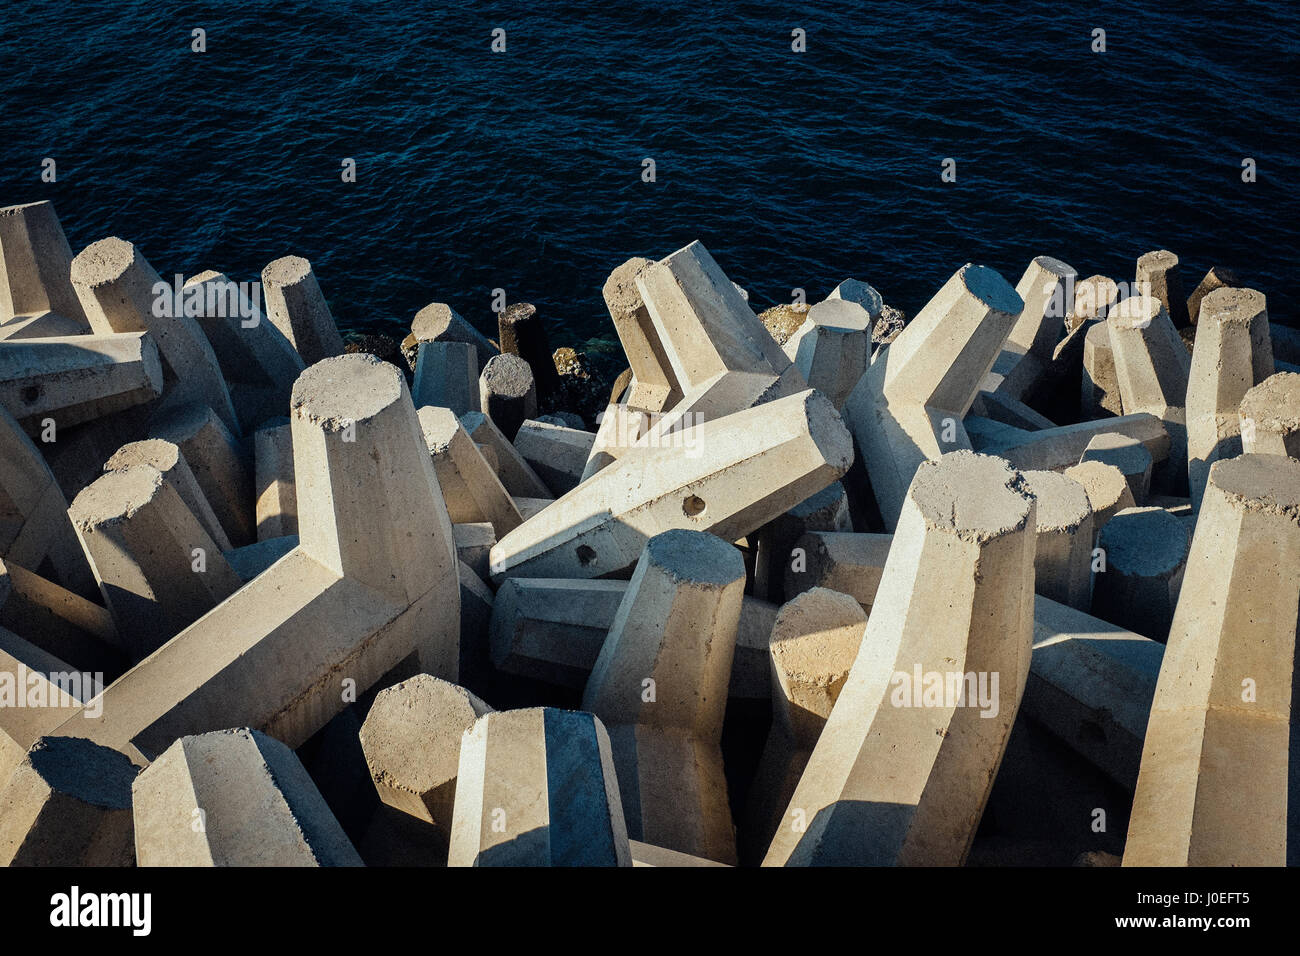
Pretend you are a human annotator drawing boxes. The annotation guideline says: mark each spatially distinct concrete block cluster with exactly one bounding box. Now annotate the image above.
[0,213,1294,868]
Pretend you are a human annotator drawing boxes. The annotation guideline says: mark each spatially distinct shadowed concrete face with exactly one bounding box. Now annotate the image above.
[782,299,873,409]
[0,202,89,330]
[1239,372,1300,457]
[253,419,296,541]
[359,674,492,834]
[1025,595,1163,792]
[582,530,746,863]
[459,410,551,498]
[513,419,596,497]
[1124,455,1300,866]
[133,728,362,866]
[0,404,100,599]
[106,438,232,553]
[1186,287,1273,509]
[412,340,480,416]
[1186,266,1237,326]
[985,256,1076,400]
[478,353,537,441]
[1136,249,1188,328]
[497,302,560,401]
[0,736,137,866]
[71,237,238,435]
[261,255,345,365]
[489,388,852,582]
[448,707,632,867]
[842,263,1024,529]
[1091,506,1189,641]
[150,401,255,548]
[603,257,683,413]
[752,481,852,604]
[764,451,1037,866]
[1082,321,1123,417]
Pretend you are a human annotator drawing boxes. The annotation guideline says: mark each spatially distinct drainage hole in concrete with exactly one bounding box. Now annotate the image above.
[682,495,706,518]
[575,545,597,566]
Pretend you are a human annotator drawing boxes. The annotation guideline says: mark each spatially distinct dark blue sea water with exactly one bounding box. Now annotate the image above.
[3,1,1297,349]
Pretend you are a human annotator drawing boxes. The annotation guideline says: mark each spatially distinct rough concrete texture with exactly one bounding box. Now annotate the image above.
[743,588,866,864]
[1186,266,1238,326]
[453,522,495,581]
[0,623,87,788]
[261,255,346,365]
[1081,320,1123,417]
[1081,431,1153,503]
[1091,506,1189,641]
[842,263,1024,528]
[1021,470,1094,609]
[359,674,492,832]
[0,557,121,675]
[478,353,537,441]
[1062,460,1136,530]
[580,402,653,480]
[512,419,597,497]
[986,256,1076,400]
[70,237,239,435]
[489,388,852,582]
[1136,249,1188,328]
[151,401,255,547]
[459,409,551,498]
[783,530,892,611]
[752,481,852,604]
[1070,275,1120,328]
[69,463,242,660]
[0,202,90,329]
[976,412,1170,474]
[498,302,561,401]
[1185,287,1273,509]
[0,736,138,866]
[781,298,873,409]
[582,530,746,863]
[636,241,803,406]
[0,332,163,430]
[1026,595,1162,792]
[253,418,297,540]
[1107,294,1190,493]
[448,707,632,867]
[826,278,883,318]
[603,258,683,413]
[764,452,1037,866]
[412,340,481,416]
[418,405,522,537]
[404,302,497,373]
[1124,455,1300,866]
[106,438,232,553]
[133,728,362,866]
[1239,371,1300,457]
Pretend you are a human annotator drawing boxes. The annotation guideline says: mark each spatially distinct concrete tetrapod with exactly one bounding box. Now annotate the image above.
[403,302,497,374]
[105,438,232,553]
[1239,372,1300,457]
[1106,295,1190,494]
[1090,506,1189,641]
[763,451,1037,866]
[783,530,893,612]
[781,298,873,409]
[0,736,138,866]
[751,481,852,604]
[70,237,238,435]
[489,387,852,582]
[1135,249,1188,328]
[418,405,522,537]
[359,674,492,841]
[1080,432,1153,503]
[582,530,746,864]
[1020,469,1094,610]
[1123,455,1300,867]
[1185,287,1273,510]
[50,355,460,762]
[253,418,296,540]
[842,263,1024,529]
[478,353,537,441]
[261,255,345,365]
[448,707,632,867]
[0,201,89,333]
[742,588,866,865]
[985,256,1077,401]
[133,728,362,866]
[412,340,480,416]
[459,410,551,499]
[602,257,682,413]
[497,302,560,402]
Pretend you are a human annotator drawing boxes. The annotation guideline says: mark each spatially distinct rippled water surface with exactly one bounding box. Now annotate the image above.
[3,1,1297,345]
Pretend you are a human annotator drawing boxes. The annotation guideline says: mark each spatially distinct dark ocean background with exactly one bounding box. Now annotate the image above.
[2,0,1297,351]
